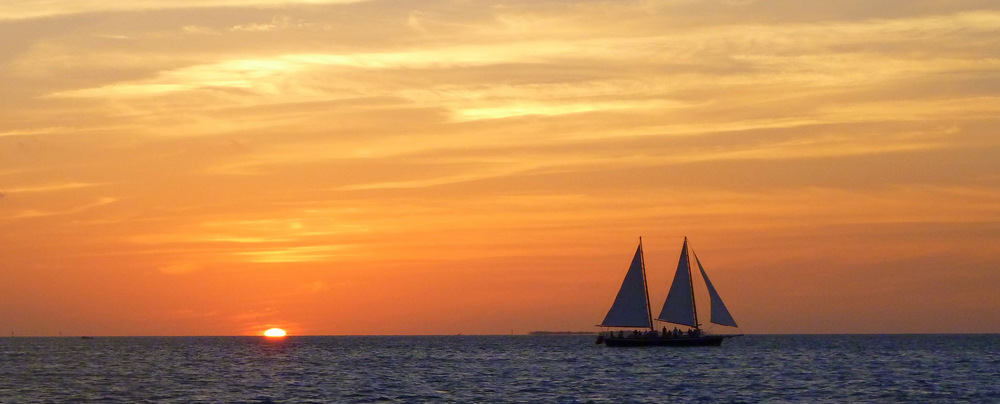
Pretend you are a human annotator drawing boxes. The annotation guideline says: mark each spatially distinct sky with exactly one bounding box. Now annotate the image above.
[1,0,998,336]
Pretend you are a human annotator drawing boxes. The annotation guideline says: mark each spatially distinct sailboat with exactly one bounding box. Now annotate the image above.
[596,237,742,347]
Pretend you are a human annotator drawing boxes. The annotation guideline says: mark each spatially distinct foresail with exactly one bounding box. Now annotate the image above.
[695,254,738,327]
[601,244,652,328]
[657,240,697,327]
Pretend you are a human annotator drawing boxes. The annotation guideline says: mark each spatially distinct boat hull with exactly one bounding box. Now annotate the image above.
[599,335,735,347]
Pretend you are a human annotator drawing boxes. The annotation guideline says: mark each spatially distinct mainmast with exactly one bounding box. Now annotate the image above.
[639,237,653,330]
[684,237,700,329]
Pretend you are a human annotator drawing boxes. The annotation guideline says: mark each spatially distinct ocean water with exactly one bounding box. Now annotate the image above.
[1,334,997,403]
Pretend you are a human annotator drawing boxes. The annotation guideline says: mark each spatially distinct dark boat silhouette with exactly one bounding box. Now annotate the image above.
[597,237,742,347]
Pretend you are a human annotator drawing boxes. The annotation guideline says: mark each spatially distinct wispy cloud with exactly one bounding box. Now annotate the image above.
[37,8,1000,132]
[2,182,108,194]
[6,197,117,220]
[0,128,72,137]
[0,0,373,20]
[236,244,356,263]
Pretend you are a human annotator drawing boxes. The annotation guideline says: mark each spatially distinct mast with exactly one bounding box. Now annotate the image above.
[685,237,699,329]
[639,237,653,330]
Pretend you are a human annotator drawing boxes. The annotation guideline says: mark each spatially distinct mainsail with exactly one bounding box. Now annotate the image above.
[694,254,738,327]
[600,243,652,328]
[657,239,697,327]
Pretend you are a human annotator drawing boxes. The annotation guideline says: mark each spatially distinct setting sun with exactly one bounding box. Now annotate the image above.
[264,328,287,338]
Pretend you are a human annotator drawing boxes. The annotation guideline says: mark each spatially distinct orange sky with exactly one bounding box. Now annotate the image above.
[1,0,999,336]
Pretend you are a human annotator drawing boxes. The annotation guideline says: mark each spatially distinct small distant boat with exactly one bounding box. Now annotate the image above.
[596,237,742,347]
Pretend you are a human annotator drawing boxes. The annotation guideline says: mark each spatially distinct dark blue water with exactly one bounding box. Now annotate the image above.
[1,335,997,402]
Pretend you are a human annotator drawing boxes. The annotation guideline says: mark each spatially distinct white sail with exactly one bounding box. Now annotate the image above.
[600,244,652,328]
[694,253,738,327]
[657,239,697,327]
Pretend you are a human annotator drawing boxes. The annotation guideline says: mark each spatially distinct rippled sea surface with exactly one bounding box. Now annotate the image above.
[2,334,998,402]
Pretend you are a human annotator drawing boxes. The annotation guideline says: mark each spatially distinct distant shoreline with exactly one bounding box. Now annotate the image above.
[528,331,595,335]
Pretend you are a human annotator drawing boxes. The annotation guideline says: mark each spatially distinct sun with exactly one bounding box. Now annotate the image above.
[264,328,287,338]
